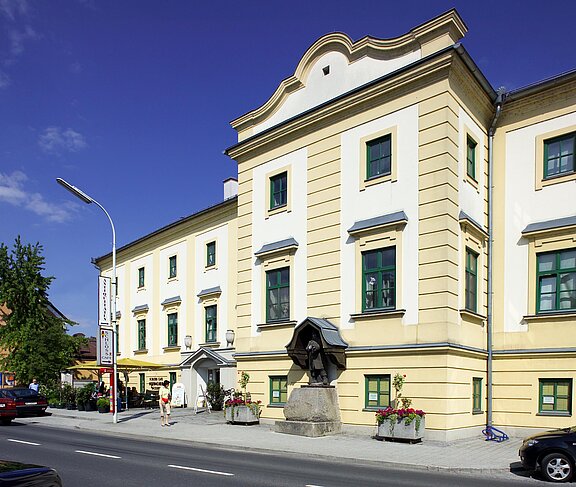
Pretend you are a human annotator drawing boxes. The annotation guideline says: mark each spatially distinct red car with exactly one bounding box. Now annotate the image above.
[0,388,48,418]
[0,397,17,425]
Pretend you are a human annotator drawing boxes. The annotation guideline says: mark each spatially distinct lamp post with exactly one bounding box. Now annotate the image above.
[56,178,119,424]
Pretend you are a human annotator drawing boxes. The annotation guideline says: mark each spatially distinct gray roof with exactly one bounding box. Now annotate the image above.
[522,215,576,235]
[459,211,486,234]
[197,286,222,298]
[131,304,149,313]
[347,211,408,235]
[297,317,349,348]
[161,296,181,306]
[255,237,299,257]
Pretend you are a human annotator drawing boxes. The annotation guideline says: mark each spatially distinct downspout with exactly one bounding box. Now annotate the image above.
[487,89,505,430]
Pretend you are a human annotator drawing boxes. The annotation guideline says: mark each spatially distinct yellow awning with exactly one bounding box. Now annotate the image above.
[67,358,165,371]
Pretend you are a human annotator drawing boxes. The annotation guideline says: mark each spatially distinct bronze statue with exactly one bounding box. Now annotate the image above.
[306,332,328,386]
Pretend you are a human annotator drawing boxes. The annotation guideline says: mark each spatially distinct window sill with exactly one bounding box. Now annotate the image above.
[133,349,148,355]
[268,403,286,408]
[361,173,394,191]
[472,410,483,415]
[460,309,486,324]
[204,265,217,271]
[363,407,388,412]
[524,311,576,322]
[199,341,220,348]
[137,287,146,292]
[168,277,178,282]
[350,309,406,320]
[163,346,181,352]
[266,204,289,218]
[257,320,297,329]
[537,412,571,417]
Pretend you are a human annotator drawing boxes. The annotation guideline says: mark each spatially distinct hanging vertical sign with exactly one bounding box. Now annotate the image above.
[98,327,114,366]
[99,276,111,326]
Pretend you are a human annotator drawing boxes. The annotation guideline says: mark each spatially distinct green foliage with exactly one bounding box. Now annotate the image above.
[61,383,76,404]
[206,382,229,411]
[393,372,412,409]
[76,383,96,405]
[0,237,84,386]
[97,396,110,408]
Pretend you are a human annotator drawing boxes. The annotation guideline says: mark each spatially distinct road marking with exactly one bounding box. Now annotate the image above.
[75,450,121,459]
[7,439,40,446]
[168,464,234,476]
[306,485,326,487]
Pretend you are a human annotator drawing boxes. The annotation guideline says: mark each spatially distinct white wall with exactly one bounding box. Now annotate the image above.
[504,112,576,331]
[340,105,420,326]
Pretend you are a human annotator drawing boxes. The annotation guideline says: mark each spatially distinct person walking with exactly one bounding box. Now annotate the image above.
[29,378,39,392]
[159,380,171,427]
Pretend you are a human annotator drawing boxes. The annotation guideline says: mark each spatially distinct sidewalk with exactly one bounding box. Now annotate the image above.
[20,407,524,477]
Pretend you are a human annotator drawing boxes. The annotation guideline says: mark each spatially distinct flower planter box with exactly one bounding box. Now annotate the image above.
[377,416,425,443]
[225,405,259,425]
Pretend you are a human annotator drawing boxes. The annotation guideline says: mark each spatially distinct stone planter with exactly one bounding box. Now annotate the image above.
[377,416,425,443]
[225,405,259,424]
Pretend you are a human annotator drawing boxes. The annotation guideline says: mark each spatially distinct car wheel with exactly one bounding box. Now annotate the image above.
[541,453,574,483]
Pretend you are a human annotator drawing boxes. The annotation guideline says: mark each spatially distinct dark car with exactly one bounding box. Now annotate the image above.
[0,388,48,417]
[0,460,62,486]
[0,397,17,425]
[519,425,576,482]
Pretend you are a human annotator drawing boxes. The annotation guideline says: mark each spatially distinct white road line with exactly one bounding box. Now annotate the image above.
[168,464,234,476]
[75,450,121,459]
[306,485,326,487]
[7,439,40,446]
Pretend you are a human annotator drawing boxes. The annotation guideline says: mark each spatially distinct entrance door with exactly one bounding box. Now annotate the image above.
[207,368,220,385]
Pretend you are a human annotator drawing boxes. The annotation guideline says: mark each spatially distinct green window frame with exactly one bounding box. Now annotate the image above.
[169,372,176,392]
[167,312,178,346]
[366,134,392,179]
[139,373,145,394]
[270,172,287,209]
[169,255,177,278]
[206,241,216,267]
[266,267,290,322]
[365,375,390,409]
[137,319,146,350]
[362,247,395,311]
[472,377,482,413]
[537,249,576,313]
[138,267,145,288]
[466,135,477,180]
[205,305,217,343]
[544,132,575,179]
[465,248,478,313]
[539,379,572,414]
[270,376,288,405]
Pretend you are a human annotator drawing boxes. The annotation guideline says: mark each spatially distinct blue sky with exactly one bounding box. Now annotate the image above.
[1,0,575,337]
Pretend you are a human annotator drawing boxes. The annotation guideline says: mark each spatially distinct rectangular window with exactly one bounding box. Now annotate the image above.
[206,241,216,267]
[169,372,176,392]
[205,305,217,343]
[137,319,146,350]
[138,267,145,288]
[270,172,287,209]
[466,135,477,180]
[169,255,177,278]
[362,247,395,311]
[167,313,178,346]
[270,376,288,405]
[465,248,478,312]
[365,375,390,409]
[539,379,572,414]
[537,249,576,313]
[366,134,392,179]
[544,132,575,179]
[139,373,145,394]
[472,377,482,413]
[266,267,290,322]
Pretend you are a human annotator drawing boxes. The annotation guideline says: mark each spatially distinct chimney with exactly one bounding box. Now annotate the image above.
[223,177,238,200]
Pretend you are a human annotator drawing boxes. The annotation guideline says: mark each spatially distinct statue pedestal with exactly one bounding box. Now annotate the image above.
[274,386,341,437]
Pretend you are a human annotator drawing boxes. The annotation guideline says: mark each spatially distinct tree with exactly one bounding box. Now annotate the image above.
[0,236,83,387]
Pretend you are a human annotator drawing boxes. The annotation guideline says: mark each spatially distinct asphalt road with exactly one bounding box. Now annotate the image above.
[0,421,535,486]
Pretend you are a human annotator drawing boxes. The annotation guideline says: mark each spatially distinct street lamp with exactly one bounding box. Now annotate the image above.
[56,178,119,424]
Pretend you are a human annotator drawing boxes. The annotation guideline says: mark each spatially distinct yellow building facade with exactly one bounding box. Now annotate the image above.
[96,10,575,440]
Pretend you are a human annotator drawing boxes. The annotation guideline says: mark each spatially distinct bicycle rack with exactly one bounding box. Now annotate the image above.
[482,425,509,442]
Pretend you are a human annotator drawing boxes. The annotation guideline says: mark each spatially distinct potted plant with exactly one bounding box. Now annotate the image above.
[97,397,110,413]
[224,371,261,424]
[75,388,87,411]
[61,383,76,410]
[85,383,98,411]
[206,382,228,411]
[375,373,426,442]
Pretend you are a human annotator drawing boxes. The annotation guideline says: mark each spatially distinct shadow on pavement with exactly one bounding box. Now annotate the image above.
[118,410,157,422]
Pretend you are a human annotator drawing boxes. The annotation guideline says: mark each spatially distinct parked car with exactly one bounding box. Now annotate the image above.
[0,388,48,417]
[0,460,62,486]
[519,425,576,482]
[0,397,17,425]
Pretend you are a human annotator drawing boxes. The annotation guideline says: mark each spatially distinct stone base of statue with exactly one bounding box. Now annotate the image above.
[274,386,342,437]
